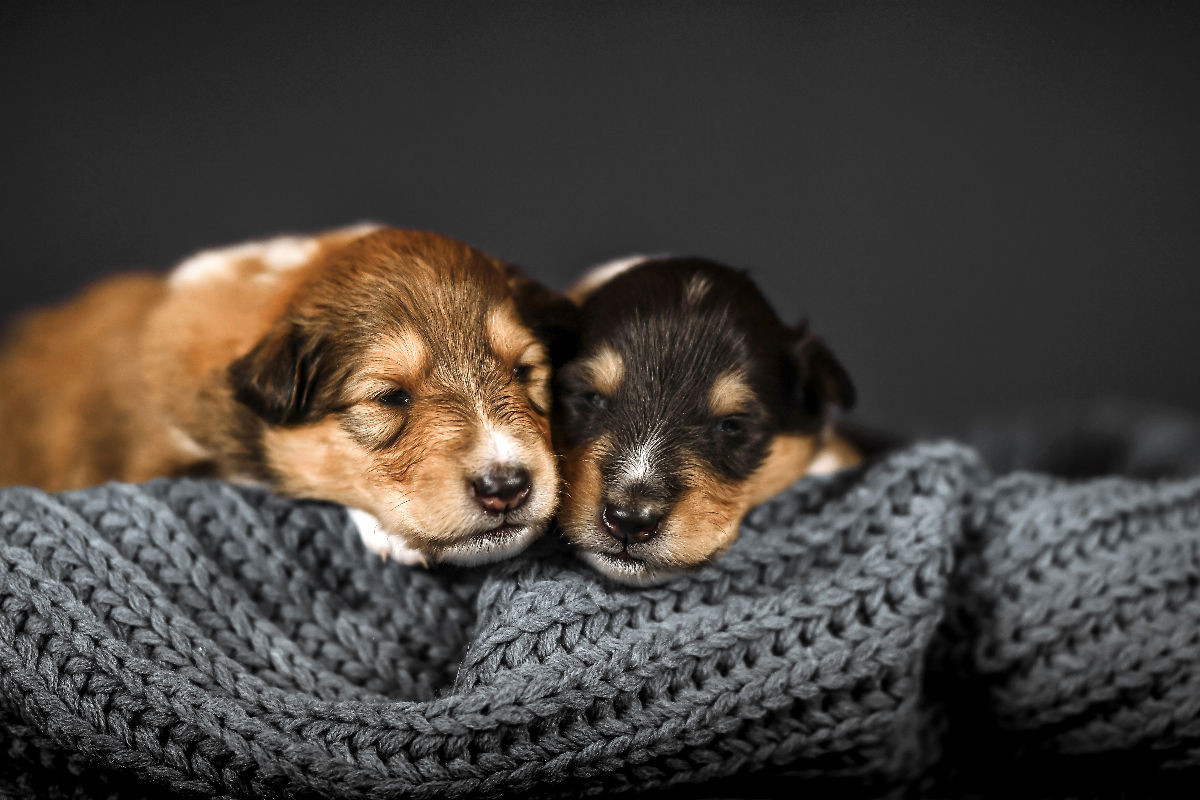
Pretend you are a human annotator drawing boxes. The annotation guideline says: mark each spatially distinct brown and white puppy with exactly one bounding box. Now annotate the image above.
[556,256,859,584]
[0,226,567,566]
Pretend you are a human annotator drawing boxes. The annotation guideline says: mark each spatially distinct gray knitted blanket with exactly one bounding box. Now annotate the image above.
[2,404,1198,799]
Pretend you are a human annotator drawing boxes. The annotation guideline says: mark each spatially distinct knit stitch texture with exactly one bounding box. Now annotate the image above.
[1,405,1198,798]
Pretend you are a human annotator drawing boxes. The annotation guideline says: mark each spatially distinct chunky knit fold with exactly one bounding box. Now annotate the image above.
[2,409,1198,798]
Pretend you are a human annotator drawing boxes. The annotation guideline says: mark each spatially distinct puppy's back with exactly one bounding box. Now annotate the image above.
[0,273,168,490]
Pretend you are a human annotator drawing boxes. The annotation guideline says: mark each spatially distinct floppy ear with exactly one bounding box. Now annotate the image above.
[501,264,581,368]
[781,322,856,429]
[227,319,336,426]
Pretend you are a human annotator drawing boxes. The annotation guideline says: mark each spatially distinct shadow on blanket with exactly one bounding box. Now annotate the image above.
[1,403,1197,799]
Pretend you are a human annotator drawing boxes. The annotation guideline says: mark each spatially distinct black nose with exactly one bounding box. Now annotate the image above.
[602,503,663,544]
[472,466,531,512]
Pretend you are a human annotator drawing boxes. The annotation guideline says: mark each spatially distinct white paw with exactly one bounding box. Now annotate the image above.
[347,507,427,566]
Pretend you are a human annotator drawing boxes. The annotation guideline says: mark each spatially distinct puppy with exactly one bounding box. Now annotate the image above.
[556,256,859,584]
[0,226,567,566]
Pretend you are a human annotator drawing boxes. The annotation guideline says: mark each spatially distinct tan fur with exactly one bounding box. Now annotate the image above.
[486,304,551,412]
[580,347,624,397]
[356,328,431,391]
[263,417,379,507]
[0,274,175,489]
[558,436,612,543]
[486,302,535,363]
[805,434,860,476]
[519,347,553,414]
[0,226,560,564]
[666,464,742,566]
[742,434,823,507]
[707,370,754,417]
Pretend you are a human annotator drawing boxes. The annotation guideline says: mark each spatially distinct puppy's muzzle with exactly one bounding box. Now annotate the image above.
[471,465,531,513]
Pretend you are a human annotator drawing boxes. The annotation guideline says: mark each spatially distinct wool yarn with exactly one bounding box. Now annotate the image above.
[2,408,1198,798]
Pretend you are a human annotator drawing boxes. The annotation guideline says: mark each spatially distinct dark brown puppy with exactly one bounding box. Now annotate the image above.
[557,256,859,584]
[0,226,565,566]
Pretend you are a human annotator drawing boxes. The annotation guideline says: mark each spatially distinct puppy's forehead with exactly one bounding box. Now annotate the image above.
[593,308,747,404]
[296,228,548,402]
[584,258,784,340]
[578,259,790,401]
[327,228,510,310]
[361,327,431,377]
[334,230,525,350]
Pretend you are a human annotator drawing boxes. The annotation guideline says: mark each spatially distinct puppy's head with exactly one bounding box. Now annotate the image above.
[556,258,855,584]
[228,228,568,565]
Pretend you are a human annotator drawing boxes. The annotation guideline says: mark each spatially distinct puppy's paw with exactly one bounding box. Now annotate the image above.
[347,507,427,566]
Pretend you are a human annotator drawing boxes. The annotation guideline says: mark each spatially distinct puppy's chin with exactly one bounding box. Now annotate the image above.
[349,508,546,566]
[432,520,547,566]
[579,550,681,586]
[563,512,737,586]
[561,526,694,587]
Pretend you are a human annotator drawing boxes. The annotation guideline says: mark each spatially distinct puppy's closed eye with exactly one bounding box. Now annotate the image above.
[376,388,412,407]
[581,391,608,411]
[716,415,746,436]
[556,363,611,429]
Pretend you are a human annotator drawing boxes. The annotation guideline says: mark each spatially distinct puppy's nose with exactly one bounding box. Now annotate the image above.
[602,502,663,544]
[472,466,531,512]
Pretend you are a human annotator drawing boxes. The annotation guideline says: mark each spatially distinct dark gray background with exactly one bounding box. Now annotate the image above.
[3,1,1197,432]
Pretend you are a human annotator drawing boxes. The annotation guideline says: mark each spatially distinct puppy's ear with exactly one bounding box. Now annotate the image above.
[502,264,580,368]
[227,319,337,426]
[781,323,856,429]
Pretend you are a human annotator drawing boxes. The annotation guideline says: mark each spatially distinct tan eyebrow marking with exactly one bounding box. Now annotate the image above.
[352,327,430,395]
[515,341,552,413]
[707,369,754,416]
[486,302,537,363]
[582,346,624,395]
[518,340,549,367]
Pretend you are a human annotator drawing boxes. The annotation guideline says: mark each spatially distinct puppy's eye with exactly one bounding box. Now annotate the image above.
[582,391,608,411]
[376,389,412,407]
[717,416,745,435]
[512,364,534,383]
